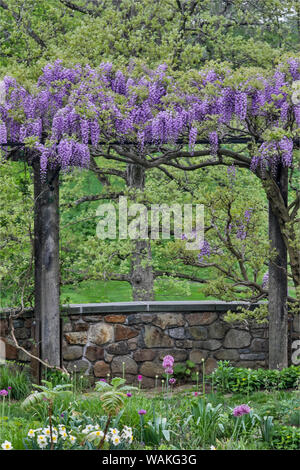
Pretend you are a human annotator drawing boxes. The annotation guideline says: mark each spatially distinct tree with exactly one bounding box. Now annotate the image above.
[0,58,299,370]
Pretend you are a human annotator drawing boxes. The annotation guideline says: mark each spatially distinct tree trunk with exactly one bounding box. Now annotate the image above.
[268,165,288,370]
[126,163,154,301]
[33,162,61,376]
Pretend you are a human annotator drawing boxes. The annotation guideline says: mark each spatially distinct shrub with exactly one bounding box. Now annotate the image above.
[271,425,300,450]
[210,362,300,393]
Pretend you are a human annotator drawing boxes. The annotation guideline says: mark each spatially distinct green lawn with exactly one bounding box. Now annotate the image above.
[61,279,215,304]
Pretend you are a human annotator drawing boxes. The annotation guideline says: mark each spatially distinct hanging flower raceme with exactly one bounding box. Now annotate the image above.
[0,57,299,178]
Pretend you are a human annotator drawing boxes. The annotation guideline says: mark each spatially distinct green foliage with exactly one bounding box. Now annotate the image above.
[210,361,300,393]
[143,415,171,446]
[173,360,197,383]
[21,380,73,409]
[0,362,31,400]
[94,377,137,416]
[224,305,269,325]
[188,398,225,445]
[271,424,300,450]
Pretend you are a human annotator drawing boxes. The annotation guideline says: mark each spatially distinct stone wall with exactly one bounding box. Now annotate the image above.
[1,302,298,387]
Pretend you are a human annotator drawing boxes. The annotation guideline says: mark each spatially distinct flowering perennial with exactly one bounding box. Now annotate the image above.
[0,58,298,178]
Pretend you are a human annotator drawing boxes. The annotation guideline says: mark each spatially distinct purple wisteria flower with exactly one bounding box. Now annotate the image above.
[262,271,269,289]
[233,404,251,417]
[0,57,299,181]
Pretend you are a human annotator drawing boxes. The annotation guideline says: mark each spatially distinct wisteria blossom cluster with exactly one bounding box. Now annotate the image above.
[26,424,76,449]
[0,58,299,178]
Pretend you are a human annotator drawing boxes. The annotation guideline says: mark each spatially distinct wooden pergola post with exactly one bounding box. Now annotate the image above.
[32,160,61,380]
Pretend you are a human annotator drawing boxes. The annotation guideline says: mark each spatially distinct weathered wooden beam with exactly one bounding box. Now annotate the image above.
[33,161,61,378]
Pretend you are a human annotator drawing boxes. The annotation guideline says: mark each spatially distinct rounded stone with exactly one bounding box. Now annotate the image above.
[88,323,113,346]
[189,350,208,363]
[224,329,251,349]
[158,349,187,362]
[250,338,268,352]
[168,327,185,339]
[94,360,110,377]
[186,312,218,326]
[85,345,104,361]
[208,321,228,339]
[144,326,174,348]
[214,349,240,361]
[115,325,138,341]
[107,341,129,355]
[204,357,218,375]
[133,349,156,361]
[63,345,83,361]
[188,326,208,340]
[67,359,90,373]
[140,361,164,378]
[105,315,126,323]
[153,313,184,329]
[65,331,88,345]
[111,356,138,375]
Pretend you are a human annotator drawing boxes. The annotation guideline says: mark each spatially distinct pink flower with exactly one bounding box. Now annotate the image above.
[169,378,176,385]
[165,367,173,375]
[194,392,198,396]
[233,404,251,417]
[137,375,143,382]
[0,390,8,396]
[162,355,174,369]
[127,392,132,397]
[138,409,147,415]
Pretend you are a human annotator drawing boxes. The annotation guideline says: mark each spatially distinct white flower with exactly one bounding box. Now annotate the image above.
[43,427,51,436]
[82,424,94,434]
[112,435,121,446]
[210,445,216,450]
[69,435,76,444]
[27,429,35,438]
[38,442,48,449]
[109,428,119,436]
[1,440,13,450]
[37,435,48,448]
[60,431,68,440]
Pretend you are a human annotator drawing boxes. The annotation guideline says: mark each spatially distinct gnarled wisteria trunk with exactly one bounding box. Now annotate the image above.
[268,165,288,370]
[126,163,154,301]
[33,161,61,375]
